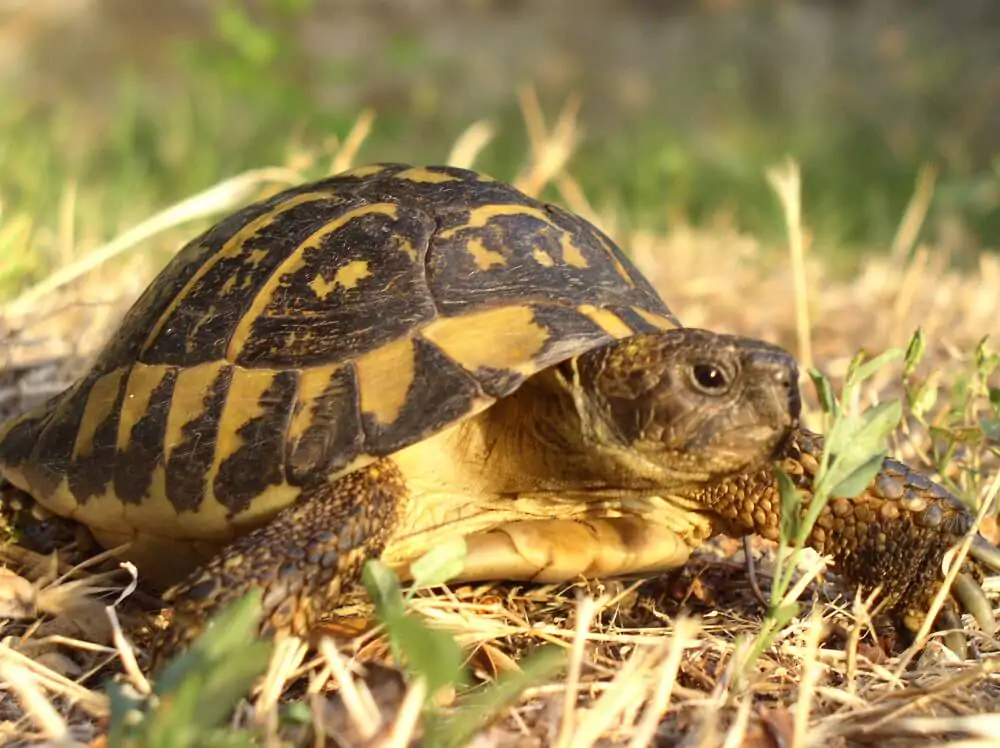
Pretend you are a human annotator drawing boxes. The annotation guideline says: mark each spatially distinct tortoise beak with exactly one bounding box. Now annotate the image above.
[754,355,800,460]
[743,346,801,437]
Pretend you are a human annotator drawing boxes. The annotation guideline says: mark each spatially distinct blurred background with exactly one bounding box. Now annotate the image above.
[0,0,997,302]
[0,0,1000,280]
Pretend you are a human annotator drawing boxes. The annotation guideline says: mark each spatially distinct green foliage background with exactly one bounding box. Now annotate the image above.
[0,0,997,298]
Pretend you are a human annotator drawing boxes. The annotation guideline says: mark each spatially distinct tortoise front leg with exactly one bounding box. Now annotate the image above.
[698,429,999,638]
[154,460,404,661]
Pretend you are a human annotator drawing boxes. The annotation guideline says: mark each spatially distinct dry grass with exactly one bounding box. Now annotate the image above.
[1,91,999,746]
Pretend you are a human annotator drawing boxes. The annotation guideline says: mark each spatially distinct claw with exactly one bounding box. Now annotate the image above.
[970,535,1000,572]
[937,608,968,659]
[953,572,997,636]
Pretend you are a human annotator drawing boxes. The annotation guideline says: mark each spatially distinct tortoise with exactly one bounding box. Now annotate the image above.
[0,163,996,659]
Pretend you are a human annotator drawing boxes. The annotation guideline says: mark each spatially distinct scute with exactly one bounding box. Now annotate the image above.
[114,365,178,505]
[67,366,131,504]
[212,368,299,515]
[426,201,663,316]
[0,163,679,547]
[285,363,363,485]
[229,201,437,368]
[162,362,233,515]
[104,163,676,374]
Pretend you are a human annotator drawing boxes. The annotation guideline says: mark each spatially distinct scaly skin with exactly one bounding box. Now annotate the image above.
[697,428,998,635]
[155,428,999,666]
[155,461,404,662]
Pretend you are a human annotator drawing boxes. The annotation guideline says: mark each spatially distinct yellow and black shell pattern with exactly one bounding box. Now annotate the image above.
[0,164,680,541]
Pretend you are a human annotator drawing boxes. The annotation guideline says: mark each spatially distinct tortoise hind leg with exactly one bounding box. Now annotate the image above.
[154,459,404,660]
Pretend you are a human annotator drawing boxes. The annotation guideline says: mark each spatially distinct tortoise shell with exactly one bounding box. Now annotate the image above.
[0,164,679,547]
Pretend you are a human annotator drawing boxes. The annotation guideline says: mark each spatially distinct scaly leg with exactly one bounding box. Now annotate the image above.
[696,428,999,637]
[154,459,404,661]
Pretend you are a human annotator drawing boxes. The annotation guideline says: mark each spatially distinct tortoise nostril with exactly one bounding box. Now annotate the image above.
[763,363,801,420]
[772,366,793,389]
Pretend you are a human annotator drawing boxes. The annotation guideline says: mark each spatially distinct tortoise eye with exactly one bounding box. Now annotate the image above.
[690,363,729,394]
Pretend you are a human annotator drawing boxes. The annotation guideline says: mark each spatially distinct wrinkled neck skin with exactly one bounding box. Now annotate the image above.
[386,364,742,573]
[467,367,731,500]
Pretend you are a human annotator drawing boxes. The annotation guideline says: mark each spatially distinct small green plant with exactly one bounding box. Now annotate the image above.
[103,541,564,747]
[902,330,1000,499]
[423,646,566,748]
[362,538,474,699]
[105,592,273,748]
[739,347,905,672]
[362,540,567,746]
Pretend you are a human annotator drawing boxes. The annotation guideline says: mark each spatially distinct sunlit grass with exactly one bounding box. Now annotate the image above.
[1,1,997,299]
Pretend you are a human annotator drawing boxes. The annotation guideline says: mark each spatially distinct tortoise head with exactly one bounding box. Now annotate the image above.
[562,328,800,483]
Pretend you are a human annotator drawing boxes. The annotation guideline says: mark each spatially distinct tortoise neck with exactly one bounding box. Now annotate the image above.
[479,369,674,492]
